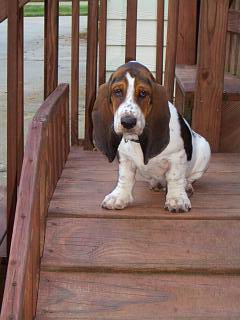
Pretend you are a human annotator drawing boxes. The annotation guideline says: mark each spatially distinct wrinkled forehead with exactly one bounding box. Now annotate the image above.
[110,63,154,88]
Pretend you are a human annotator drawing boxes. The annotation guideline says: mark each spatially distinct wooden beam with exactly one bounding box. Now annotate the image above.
[44,0,59,98]
[192,0,229,152]
[71,0,80,145]
[84,0,98,149]
[125,0,137,63]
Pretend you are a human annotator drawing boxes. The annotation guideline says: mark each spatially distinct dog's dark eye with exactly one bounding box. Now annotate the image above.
[139,90,147,98]
[113,88,123,97]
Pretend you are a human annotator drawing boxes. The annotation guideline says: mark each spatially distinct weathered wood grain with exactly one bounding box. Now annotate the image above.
[42,217,240,273]
[191,0,229,151]
[36,271,240,319]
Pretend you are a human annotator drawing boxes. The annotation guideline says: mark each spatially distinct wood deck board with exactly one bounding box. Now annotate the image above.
[41,217,240,273]
[37,147,240,318]
[36,272,240,319]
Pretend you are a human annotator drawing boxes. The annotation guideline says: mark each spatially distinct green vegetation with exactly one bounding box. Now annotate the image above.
[24,3,88,17]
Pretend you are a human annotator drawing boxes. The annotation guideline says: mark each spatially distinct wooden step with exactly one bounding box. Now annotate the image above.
[36,271,240,319]
[42,218,240,273]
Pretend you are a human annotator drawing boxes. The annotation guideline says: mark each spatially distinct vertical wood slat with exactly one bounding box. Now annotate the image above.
[7,0,19,254]
[125,0,137,63]
[99,0,107,86]
[39,138,47,257]
[71,0,79,145]
[156,0,164,84]
[65,91,70,158]
[164,0,179,102]
[17,7,24,184]
[192,0,229,152]
[176,0,197,65]
[23,248,33,319]
[44,0,59,99]
[31,191,40,315]
[84,0,98,149]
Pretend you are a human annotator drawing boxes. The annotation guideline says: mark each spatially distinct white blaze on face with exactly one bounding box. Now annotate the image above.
[114,72,145,138]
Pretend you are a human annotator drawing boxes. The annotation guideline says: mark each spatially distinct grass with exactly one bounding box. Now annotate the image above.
[24,3,88,17]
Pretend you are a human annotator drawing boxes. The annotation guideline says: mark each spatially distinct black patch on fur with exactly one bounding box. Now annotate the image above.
[178,113,193,161]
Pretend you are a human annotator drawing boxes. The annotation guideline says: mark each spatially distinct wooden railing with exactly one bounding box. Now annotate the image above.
[1,84,69,319]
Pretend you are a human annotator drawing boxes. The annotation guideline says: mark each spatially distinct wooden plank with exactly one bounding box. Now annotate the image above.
[156,0,164,84]
[125,0,137,62]
[191,0,229,151]
[7,0,19,254]
[99,0,107,86]
[84,0,98,149]
[176,0,197,64]
[71,0,79,145]
[42,217,240,273]
[164,0,179,102]
[44,0,59,98]
[228,9,240,34]
[36,271,240,319]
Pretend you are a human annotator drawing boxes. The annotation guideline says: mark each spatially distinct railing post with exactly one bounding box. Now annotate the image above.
[192,0,229,151]
[44,0,59,98]
[84,0,98,149]
[125,0,137,62]
[164,0,179,102]
[7,0,23,254]
[71,0,80,145]
[99,0,107,86]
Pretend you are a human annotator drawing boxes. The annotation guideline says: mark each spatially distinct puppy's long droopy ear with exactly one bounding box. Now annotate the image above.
[92,83,122,162]
[139,83,170,165]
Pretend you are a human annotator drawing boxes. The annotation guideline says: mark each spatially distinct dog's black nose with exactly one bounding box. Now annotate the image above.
[121,115,137,129]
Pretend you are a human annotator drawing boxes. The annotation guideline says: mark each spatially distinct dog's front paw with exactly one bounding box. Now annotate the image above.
[165,194,191,213]
[102,191,133,210]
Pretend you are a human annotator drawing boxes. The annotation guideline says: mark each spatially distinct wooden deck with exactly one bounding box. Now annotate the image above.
[36,147,240,319]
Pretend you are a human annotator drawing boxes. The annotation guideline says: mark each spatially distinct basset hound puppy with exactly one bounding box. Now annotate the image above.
[92,62,211,212]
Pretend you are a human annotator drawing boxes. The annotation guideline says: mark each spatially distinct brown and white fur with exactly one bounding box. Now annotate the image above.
[92,62,211,212]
